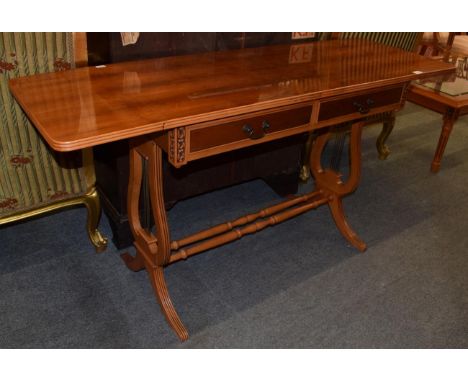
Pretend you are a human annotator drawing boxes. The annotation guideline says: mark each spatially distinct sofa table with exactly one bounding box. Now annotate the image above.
[9,39,454,341]
[407,57,468,172]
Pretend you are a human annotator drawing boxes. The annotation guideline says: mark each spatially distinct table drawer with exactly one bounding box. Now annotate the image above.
[317,86,404,124]
[158,105,313,167]
[190,105,312,153]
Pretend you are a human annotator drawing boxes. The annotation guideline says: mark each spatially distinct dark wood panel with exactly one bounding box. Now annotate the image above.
[94,135,305,248]
[87,33,318,66]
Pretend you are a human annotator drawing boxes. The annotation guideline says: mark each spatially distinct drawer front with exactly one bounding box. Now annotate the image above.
[317,86,404,123]
[189,105,312,153]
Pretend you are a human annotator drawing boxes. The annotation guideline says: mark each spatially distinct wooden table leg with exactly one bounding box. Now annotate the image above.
[310,121,367,252]
[121,121,367,340]
[376,111,396,160]
[122,138,189,341]
[431,107,459,173]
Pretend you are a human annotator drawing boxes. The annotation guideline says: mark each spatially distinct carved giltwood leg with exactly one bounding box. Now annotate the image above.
[0,188,108,253]
[82,187,108,253]
[122,138,188,341]
[299,132,315,182]
[431,108,458,173]
[376,111,396,160]
[310,122,367,252]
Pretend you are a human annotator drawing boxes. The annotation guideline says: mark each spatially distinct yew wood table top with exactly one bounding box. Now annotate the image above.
[9,39,454,152]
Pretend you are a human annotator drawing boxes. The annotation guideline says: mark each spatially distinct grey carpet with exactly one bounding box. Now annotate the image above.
[1,103,468,348]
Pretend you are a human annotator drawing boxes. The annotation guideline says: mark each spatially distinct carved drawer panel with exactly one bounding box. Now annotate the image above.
[316,85,405,126]
[158,104,313,167]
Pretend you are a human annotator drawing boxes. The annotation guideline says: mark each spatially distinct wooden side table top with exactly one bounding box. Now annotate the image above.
[410,55,468,109]
[9,39,454,152]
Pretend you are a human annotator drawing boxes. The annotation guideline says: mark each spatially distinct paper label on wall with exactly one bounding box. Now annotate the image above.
[292,32,315,40]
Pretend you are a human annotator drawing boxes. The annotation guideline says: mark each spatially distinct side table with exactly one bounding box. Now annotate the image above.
[406,56,468,172]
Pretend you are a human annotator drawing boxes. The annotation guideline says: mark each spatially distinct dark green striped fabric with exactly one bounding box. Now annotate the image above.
[0,32,88,216]
[339,32,420,52]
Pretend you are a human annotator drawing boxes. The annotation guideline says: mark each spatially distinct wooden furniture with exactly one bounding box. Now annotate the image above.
[0,32,107,252]
[87,32,318,248]
[9,39,454,341]
[341,33,425,162]
[419,33,454,57]
[407,54,468,172]
[299,33,424,182]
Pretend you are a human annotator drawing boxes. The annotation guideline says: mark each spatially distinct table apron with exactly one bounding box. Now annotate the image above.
[155,85,407,168]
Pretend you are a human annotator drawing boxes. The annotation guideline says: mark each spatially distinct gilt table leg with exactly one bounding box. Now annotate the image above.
[310,121,367,252]
[299,132,316,182]
[431,108,458,173]
[122,138,189,341]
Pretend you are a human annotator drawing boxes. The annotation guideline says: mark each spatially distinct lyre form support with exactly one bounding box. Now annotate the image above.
[122,121,367,341]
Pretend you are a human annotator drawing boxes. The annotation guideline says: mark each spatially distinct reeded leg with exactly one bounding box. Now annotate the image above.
[147,265,189,341]
[328,195,367,251]
[82,187,108,253]
[376,111,396,160]
[124,138,189,341]
[121,143,147,271]
[431,108,458,173]
[310,122,367,252]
